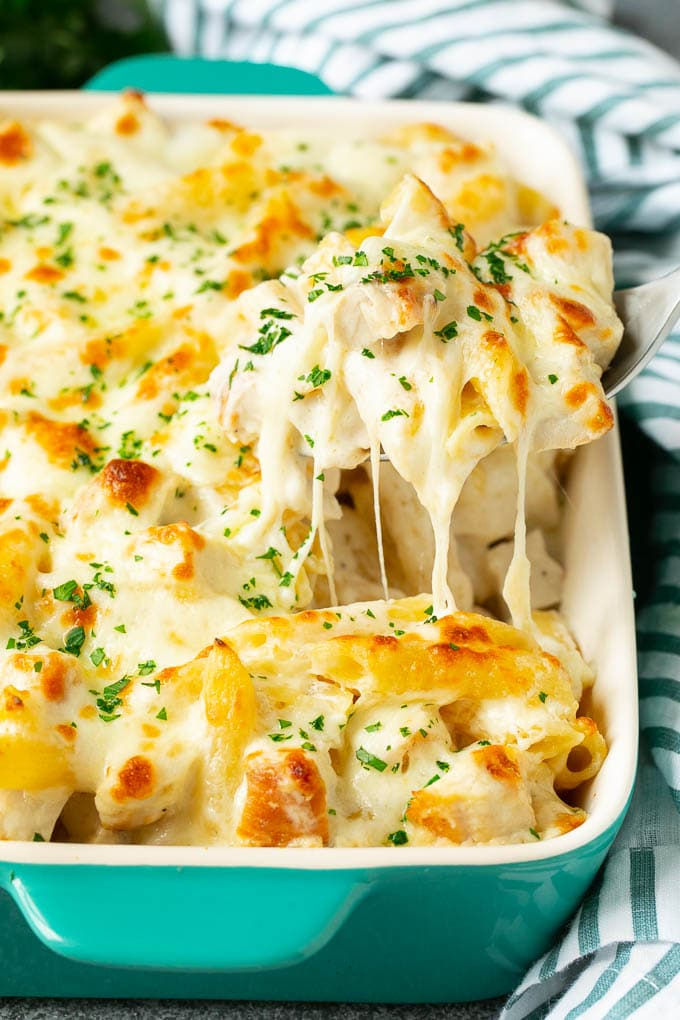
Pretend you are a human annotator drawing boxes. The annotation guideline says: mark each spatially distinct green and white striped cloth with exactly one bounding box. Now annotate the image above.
[157,1,680,1014]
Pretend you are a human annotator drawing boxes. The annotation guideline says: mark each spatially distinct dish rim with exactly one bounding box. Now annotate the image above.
[0,91,637,870]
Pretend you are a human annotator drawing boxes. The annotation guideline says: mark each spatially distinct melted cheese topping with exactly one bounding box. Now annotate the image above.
[0,95,618,848]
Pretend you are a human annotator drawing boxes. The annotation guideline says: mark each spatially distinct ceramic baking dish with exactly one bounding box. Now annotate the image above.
[0,90,637,1003]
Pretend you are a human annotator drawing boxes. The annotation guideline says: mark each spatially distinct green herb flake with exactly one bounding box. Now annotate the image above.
[63,625,85,657]
[387,830,408,845]
[356,746,388,772]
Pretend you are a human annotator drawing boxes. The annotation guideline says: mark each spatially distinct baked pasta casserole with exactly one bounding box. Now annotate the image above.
[0,94,621,848]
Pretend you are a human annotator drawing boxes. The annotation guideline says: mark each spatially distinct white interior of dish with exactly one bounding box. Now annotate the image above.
[0,93,637,868]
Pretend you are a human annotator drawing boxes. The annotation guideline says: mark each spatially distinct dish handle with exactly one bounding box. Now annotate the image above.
[1,863,368,971]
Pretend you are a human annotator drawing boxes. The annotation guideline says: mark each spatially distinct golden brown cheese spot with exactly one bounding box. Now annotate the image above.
[0,258,11,274]
[224,269,253,299]
[9,376,34,396]
[472,744,521,784]
[98,246,121,261]
[39,657,68,702]
[345,223,384,246]
[511,369,529,417]
[24,264,64,285]
[25,493,58,520]
[100,458,159,508]
[48,388,102,412]
[0,496,11,512]
[481,329,507,353]
[546,237,569,255]
[136,336,215,400]
[231,194,314,269]
[142,723,160,738]
[587,400,614,433]
[4,686,25,712]
[111,755,155,802]
[554,316,586,349]
[26,412,97,469]
[307,175,343,198]
[56,723,76,742]
[406,790,463,842]
[230,131,262,158]
[0,527,36,607]
[438,143,485,173]
[565,382,596,409]
[554,811,586,834]
[62,601,97,631]
[473,287,495,314]
[0,122,32,164]
[237,749,329,847]
[115,111,140,136]
[148,522,205,581]
[207,118,240,133]
[549,294,595,329]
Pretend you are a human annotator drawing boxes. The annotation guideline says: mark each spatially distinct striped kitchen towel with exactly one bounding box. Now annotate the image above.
[155,1,680,1015]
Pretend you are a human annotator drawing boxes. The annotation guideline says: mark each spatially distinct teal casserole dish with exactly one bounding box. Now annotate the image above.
[0,91,637,1002]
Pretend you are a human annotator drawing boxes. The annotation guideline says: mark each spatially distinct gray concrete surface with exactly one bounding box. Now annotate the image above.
[0,1002,505,1019]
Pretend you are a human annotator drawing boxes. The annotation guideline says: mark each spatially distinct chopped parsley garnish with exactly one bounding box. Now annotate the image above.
[424,774,440,788]
[6,620,41,651]
[381,408,408,421]
[399,726,411,737]
[361,347,375,358]
[365,721,382,733]
[90,647,107,667]
[388,830,408,845]
[62,290,86,303]
[195,279,223,294]
[125,502,139,517]
[538,691,548,703]
[32,833,45,842]
[356,747,388,772]
[434,320,458,341]
[279,571,294,588]
[306,365,331,387]
[529,827,541,840]
[310,715,325,731]
[548,374,558,384]
[63,626,85,657]
[450,223,465,251]
[436,761,451,772]
[353,251,368,266]
[269,732,292,742]
[304,433,315,449]
[138,661,157,676]
[118,430,143,460]
[433,288,446,302]
[322,621,333,630]
[94,675,131,721]
[278,719,292,729]
[239,594,273,612]
[156,707,168,721]
[467,305,483,321]
[307,288,324,303]
[398,376,412,391]
[332,254,353,266]
[260,307,294,320]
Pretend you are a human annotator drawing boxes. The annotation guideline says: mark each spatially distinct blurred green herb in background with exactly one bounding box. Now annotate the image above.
[0,0,168,90]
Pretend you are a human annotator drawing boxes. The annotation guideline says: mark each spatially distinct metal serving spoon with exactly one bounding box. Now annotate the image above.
[603,265,680,397]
